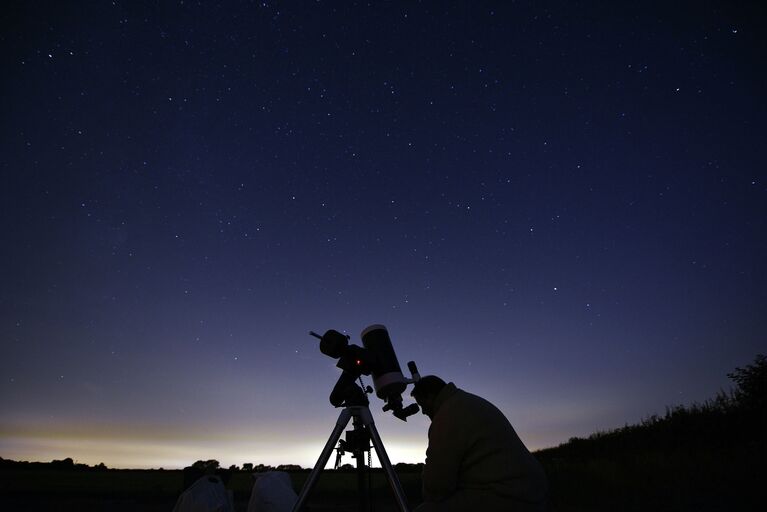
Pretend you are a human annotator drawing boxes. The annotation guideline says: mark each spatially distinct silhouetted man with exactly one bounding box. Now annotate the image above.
[411,376,548,512]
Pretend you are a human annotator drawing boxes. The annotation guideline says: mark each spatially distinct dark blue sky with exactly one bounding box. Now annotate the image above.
[1,1,765,468]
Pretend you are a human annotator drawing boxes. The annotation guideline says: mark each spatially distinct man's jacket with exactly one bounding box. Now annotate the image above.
[422,383,548,510]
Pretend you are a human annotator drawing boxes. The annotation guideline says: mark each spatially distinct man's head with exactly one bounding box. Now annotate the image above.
[410,375,446,420]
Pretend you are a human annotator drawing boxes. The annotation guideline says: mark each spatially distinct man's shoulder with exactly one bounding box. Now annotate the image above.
[446,388,505,419]
[437,385,486,414]
[431,382,459,414]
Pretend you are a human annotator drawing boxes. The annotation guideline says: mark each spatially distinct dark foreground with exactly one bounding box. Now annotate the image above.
[0,468,421,512]
[1,456,762,512]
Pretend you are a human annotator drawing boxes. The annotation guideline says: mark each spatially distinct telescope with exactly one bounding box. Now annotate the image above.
[295,325,421,512]
[310,324,421,421]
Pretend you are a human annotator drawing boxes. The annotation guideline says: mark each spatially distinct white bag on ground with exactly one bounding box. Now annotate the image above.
[247,471,298,512]
[172,474,234,512]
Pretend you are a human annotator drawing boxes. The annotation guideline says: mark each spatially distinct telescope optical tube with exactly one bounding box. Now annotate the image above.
[360,324,407,401]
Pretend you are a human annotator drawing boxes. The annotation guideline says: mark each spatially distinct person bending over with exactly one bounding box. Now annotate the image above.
[411,376,548,512]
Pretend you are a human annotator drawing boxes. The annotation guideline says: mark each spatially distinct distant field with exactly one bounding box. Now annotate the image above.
[2,450,762,511]
[0,468,182,512]
[0,467,423,512]
[4,357,762,511]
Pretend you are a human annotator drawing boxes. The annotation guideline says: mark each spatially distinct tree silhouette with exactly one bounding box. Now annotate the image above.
[50,457,74,470]
[191,459,220,471]
[727,353,766,412]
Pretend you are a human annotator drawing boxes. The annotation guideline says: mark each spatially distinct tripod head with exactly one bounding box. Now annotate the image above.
[310,325,421,421]
[329,370,370,407]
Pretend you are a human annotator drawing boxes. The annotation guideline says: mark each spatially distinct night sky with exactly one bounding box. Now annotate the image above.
[1,1,765,470]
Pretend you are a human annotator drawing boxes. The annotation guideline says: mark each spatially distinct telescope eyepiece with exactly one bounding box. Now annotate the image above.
[394,403,420,421]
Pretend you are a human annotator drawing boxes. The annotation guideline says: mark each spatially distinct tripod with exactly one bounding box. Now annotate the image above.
[291,403,411,512]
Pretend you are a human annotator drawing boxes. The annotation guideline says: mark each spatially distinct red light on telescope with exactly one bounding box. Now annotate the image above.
[356,359,362,365]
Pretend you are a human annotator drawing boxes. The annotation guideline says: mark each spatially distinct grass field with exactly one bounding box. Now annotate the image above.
[2,452,763,512]
[0,467,423,512]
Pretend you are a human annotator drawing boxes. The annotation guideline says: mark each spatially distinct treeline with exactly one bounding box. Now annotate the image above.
[534,354,766,511]
[187,459,305,473]
[0,457,424,475]
[184,459,424,474]
[536,354,766,460]
[0,457,110,471]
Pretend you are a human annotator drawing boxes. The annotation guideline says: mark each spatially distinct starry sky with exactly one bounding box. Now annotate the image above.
[1,1,765,470]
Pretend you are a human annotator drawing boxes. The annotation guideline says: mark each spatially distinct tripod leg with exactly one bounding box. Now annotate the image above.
[360,408,411,512]
[351,414,369,512]
[292,409,353,512]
